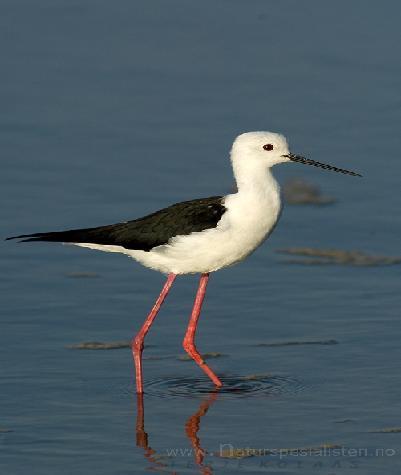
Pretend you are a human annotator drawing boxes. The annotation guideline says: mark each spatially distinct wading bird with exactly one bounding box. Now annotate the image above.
[7,132,361,393]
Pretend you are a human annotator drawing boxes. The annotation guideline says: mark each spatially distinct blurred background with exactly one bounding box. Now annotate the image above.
[1,1,400,474]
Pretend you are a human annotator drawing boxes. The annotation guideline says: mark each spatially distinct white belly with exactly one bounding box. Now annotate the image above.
[127,185,281,274]
[73,175,282,275]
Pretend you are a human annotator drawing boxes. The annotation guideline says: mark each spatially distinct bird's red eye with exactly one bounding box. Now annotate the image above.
[263,144,274,151]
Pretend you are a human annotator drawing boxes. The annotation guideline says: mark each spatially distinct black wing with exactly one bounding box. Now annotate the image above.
[6,196,226,252]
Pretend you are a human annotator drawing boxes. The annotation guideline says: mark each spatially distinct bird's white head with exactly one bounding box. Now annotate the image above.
[230,131,291,188]
[230,131,361,188]
[231,131,290,168]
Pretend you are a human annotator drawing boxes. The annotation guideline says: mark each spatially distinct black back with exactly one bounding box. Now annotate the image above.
[6,196,226,252]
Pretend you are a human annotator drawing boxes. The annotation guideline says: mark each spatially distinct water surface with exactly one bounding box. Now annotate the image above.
[1,1,401,474]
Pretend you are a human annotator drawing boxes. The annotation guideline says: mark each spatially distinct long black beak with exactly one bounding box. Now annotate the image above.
[282,154,362,177]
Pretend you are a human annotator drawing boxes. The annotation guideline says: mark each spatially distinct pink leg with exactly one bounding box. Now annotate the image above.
[183,273,223,387]
[132,273,176,393]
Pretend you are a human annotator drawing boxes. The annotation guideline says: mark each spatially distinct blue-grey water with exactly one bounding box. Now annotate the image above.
[1,1,401,474]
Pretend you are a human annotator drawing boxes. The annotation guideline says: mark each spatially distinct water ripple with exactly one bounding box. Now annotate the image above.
[106,374,307,399]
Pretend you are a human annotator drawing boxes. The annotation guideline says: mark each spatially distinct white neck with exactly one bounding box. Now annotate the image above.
[231,156,279,196]
[220,159,281,264]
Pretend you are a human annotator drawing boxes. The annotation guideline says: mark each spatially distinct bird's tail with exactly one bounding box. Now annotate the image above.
[5,227,102,243]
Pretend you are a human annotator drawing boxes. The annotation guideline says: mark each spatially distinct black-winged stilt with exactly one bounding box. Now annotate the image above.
[7,131,361,393]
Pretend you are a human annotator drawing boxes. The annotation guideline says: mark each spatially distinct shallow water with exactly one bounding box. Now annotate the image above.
[1,1,401,474]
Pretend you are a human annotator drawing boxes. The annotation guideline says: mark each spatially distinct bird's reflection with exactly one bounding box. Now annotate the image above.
[135,393,166,469]
[135,391,219,474]
[184,391,218,474]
